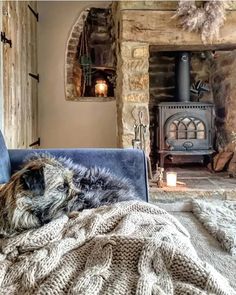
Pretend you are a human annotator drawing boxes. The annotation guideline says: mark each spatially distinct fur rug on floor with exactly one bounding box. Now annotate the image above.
[192,200,236,256]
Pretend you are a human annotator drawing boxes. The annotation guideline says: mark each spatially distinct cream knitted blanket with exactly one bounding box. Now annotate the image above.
[0,201,235,295]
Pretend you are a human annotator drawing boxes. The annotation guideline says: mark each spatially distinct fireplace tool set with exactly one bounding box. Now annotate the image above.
[132,111,153,180]
[132,111,147,151]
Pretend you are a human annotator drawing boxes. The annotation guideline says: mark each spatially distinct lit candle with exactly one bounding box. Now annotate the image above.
[166,172,177,187]
[95,80,108,97]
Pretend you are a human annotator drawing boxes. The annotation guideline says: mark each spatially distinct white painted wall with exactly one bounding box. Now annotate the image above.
[38,1,116,148]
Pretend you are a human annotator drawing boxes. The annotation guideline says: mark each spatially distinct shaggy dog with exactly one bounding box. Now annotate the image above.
[67,163,139,212]
[0,155,79,237]
[0,154,139,236]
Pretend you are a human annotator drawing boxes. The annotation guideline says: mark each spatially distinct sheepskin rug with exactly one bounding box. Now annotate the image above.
[192,200,236,255]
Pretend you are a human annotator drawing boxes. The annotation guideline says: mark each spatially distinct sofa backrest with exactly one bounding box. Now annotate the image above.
[9,148,149,201]
[0,130,11,184]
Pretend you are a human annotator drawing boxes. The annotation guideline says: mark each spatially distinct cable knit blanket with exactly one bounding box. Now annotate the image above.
[0,201,235,295]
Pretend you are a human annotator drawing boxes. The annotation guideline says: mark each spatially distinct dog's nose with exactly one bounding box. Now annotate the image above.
[70,190,85,200]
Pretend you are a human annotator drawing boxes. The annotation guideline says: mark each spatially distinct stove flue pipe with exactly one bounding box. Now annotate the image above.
[175,52,190,102]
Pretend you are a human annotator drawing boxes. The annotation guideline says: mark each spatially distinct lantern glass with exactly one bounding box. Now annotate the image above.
[95,80,108,97]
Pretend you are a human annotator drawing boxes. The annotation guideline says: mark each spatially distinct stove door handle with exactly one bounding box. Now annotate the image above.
[183,141,193,150]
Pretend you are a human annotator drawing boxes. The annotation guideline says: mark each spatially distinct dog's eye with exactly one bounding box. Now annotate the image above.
[56,183,68,192]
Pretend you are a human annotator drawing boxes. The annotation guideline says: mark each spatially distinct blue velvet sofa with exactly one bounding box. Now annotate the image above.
[0,131,149,202]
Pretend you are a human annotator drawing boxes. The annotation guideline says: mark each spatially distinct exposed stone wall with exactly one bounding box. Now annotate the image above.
[149,52,175,105]
[211,50,236,151]
[149,51,213,106]
[116,42,150,153]
[191,54,213,103]
[65,10,88,101]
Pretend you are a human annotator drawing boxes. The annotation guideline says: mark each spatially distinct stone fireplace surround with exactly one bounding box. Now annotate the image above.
[64,2,236,169]
[113,1,236,169]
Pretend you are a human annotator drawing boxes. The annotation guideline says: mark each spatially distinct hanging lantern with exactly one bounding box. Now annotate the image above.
[95,80,108,97]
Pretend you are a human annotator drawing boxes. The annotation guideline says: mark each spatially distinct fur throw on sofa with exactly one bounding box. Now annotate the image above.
[71,166,140,210]
[58,155,141,211]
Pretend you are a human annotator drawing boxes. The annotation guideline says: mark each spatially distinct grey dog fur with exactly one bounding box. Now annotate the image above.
[65,160,139,212]
[54,156,139,211]
[0,154,139,236]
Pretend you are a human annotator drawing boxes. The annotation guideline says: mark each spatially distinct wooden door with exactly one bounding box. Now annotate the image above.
[1,0,38,148]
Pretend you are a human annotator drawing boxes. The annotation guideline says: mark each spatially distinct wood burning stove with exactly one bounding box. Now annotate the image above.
[157,102,214,167]
[156,52,215,167]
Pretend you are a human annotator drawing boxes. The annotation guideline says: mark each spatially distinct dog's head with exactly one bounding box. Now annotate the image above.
[0,154,80,236]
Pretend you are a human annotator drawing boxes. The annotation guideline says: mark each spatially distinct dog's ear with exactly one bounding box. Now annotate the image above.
[21,166,45,195]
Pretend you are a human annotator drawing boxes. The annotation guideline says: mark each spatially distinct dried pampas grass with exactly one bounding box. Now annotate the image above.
[174,1,233,43]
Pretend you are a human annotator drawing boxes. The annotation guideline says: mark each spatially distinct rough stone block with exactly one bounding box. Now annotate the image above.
[72,32,80,39]
[121,43,132,58]
[120,103,149,130]
[129,74,149,91]
[121,42,149,59]
[67,51,76,58]
[130,104,149,126]
[68,38,78,46]
[117,102,150,152]
[123,59,149,73]
[120,134,135,148]
[65,84,76,100]
[123,93,149,103]
[67,76,73,84]
[67,45,77,52]
[133,47,149,59]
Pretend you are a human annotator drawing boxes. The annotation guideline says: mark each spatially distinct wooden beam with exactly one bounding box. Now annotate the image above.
[118,1,236,11]
[121,10,236,50]
[118,1,177,11]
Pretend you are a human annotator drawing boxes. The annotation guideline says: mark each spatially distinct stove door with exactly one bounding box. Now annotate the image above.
[164,113,210,151]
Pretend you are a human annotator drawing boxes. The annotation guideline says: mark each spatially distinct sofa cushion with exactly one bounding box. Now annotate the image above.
[0,130,11,183]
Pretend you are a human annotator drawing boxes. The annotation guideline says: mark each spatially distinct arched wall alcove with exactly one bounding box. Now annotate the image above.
[65,6,115,101]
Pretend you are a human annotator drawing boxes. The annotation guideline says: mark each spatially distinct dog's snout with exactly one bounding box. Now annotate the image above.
[69,189,84,200]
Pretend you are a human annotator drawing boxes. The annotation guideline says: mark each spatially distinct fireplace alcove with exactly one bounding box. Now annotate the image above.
[113,3,236,178]
[149,50,216,168]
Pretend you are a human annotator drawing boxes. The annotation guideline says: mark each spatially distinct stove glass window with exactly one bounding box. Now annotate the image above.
[168,117,206,140]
